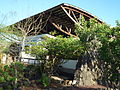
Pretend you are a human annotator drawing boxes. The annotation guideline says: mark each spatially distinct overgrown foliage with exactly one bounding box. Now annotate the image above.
[75,17,120,88]
[0,62,26,89]
[0,17,120,88]
[26,37,83,75]
[25,18,120,88]
[99,25,120,87]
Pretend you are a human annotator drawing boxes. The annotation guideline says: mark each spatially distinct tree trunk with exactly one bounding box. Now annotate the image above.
[19,35,26,61]
[74,51,102,86]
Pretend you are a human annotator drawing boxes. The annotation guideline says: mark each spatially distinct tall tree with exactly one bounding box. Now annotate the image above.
[74,18,110,86]
[12,12,51,61]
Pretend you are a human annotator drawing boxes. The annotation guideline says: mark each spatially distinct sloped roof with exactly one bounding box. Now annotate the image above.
[15,3,103,37]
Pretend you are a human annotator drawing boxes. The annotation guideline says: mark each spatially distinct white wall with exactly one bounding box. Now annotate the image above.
[1,54,7,64]
[60,60,78,69]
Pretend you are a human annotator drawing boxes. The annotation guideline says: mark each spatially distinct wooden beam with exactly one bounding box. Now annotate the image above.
[78,14,82,23]
[68,9,71,14]
[79,14,82,19]
[63,6,92,19]
[71,11,79,22]
[49,20,77,37]
[65,27,71,33]
[61,5,77,23]
[60,7,83,29]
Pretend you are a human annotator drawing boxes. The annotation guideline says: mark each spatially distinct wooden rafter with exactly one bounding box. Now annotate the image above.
[78,14,82,24]
[68,9,71,14]
[65,27,71,33]
[63,6,92,19]
[15,3,103,37]
[61,5,77,23]
[61,6,83,29]
[79,14,82,19]
[71,11,79,22]
[49,20,77,37]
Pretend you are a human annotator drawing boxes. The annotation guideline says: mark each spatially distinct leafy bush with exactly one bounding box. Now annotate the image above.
[27,37,83,75]
[38,73,49,87]
[0,62,26,89]
[99,26,120,87]
[75,17,120,88]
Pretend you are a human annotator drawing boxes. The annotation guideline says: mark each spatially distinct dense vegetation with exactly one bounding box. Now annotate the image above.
[26,37,83,75]
[0,62,26,89]
[26,18,120,88]
[99,25,120,87]
[75,18,120,88]
[0,18,120,89]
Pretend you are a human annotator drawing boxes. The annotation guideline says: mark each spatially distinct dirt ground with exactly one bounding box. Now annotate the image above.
[22,83,107,90]
[21,76,107,90]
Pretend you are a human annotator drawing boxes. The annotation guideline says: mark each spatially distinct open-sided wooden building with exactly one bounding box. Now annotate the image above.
[15,3,103,37]
[10,3,104,76]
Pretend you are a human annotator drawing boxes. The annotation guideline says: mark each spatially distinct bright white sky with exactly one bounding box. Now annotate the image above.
[0,0,120,26]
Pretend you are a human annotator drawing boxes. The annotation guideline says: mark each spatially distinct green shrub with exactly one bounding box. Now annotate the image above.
[37,73,49,87]
[0,62,26,89]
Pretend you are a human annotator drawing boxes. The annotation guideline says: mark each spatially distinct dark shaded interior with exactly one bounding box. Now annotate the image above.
[15,3,103,37]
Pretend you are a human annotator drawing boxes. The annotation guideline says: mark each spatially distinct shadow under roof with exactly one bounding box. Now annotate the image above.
[15,3,103,37]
